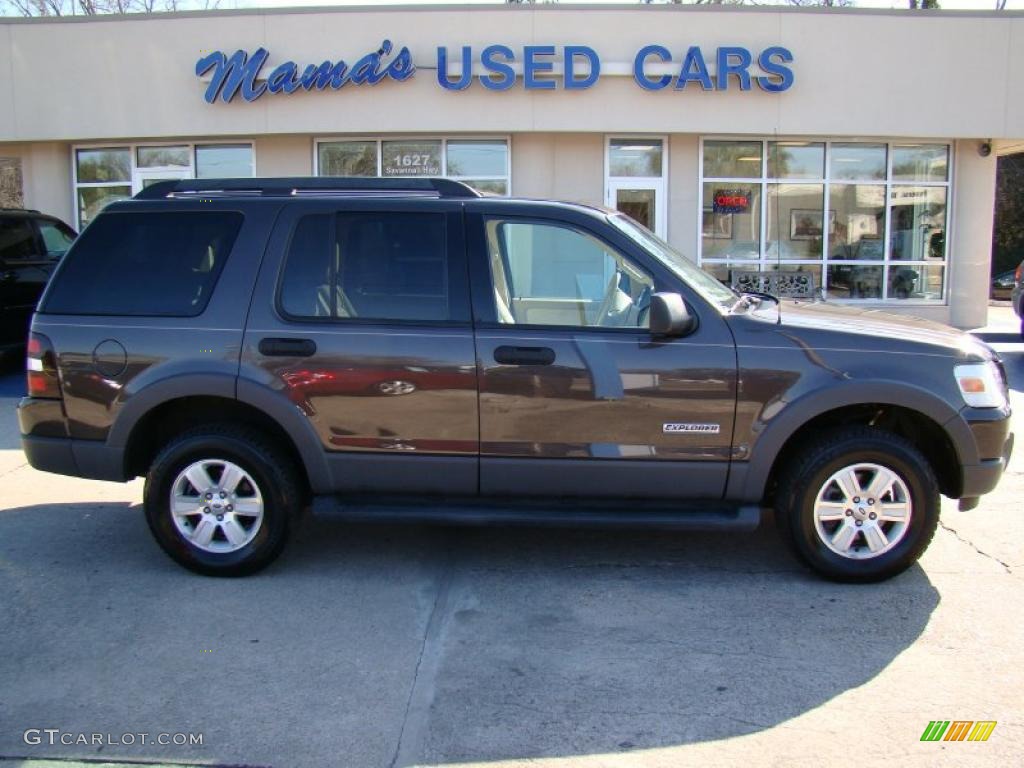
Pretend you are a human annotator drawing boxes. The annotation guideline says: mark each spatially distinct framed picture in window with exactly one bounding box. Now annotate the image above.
[791,209,835,240]
[702,209,733,240]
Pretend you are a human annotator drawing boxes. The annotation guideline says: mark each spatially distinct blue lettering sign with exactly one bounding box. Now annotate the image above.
[437,46,473,91]
[756,46,795,92]
[480,45,517,91]
[195,41,415,103]
[633,44,672,91]
[564,45,600,90]
[197,42,794,101]
[675,46,712,91]
[523,45,557,90]
[716,47,753,91]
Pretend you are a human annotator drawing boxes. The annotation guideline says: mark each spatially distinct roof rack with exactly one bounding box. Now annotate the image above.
[133,177,481,201]
[0,207,40,214]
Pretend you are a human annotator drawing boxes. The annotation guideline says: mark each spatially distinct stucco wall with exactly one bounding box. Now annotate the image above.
[511,133,603,207]
[0,6,1022,143]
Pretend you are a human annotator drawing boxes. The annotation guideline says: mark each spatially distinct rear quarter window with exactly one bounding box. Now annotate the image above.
[42,211,243,317]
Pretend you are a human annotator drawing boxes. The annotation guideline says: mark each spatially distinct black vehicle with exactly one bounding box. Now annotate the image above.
[991,268,1016,301]
[1010,260,1024,336]
[17,178,1013,582]
[0,208,76,355]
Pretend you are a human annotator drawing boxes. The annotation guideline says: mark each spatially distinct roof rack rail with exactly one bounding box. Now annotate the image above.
[133,177,481,201]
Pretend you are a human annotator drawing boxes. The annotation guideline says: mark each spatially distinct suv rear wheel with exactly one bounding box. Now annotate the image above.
[143,425,302,576]
[775,427,939,582]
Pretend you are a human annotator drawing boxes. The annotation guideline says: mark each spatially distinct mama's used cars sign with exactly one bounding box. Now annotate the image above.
[195,41,794,103]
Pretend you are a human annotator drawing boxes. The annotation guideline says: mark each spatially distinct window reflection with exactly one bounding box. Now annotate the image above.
[829,143,886,181]
[766,183,824,260]
[827,264,883,300]
[889,264,943,301]
[319,141,378,176]
[195,145,254,178]
[76,148,130,183]
[768,142,824,179]
[892,145,948,182]
[829,184,885,260]
[889,186,946,261]
[703,140,762,178]
[609,139,663,177]
[702,182,761,260]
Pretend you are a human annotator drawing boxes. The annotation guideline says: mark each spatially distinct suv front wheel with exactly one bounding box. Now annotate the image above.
[143,425,302,576]
[775,427,940,582]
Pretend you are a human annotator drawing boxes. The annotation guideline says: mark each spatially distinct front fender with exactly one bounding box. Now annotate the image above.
[728,380,969,503]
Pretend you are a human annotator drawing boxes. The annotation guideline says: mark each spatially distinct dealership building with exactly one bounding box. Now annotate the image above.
[1,4,1023,328]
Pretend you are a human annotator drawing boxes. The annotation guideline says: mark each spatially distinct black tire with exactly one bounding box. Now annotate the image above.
[143,424,302,576]
[775,427,939,583]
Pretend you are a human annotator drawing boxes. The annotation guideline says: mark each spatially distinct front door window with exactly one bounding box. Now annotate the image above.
[486,218,654,329]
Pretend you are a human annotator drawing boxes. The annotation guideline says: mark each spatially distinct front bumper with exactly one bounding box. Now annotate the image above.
[957,406,1013,505]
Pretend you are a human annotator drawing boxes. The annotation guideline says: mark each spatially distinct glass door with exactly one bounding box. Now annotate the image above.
[605,136,668,239]
[607,181,665,238]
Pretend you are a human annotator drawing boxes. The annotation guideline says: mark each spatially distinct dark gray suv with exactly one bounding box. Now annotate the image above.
[17,178,1013,582]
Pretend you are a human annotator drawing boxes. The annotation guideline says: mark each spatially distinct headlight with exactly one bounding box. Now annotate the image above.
[954,361,1007,408]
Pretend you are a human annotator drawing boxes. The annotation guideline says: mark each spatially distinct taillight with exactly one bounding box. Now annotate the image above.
[1016,263,1022,285]
[27,333,61,399]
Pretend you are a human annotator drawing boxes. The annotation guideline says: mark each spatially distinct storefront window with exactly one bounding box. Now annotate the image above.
[318,141,378,176]
[195,145,254,178]
[768,142,824,180]
[767,183,825,260]
[703,140,762,179]
[74,148,132,228]
[892,144,948,183]
[889,186,946,262]
[446,140,507,177]
[830,143,887,181]
[699,138,950,302]
[382,140,443,177]
[76,148,130,184]
[702,182,760,260]
[77,186,132,227]
[74,142,254,228]
[828,184,885,260]
[315,137,510,195]
[137,146,190,169]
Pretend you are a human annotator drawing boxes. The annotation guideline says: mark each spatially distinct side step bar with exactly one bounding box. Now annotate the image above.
[312,496,763,532]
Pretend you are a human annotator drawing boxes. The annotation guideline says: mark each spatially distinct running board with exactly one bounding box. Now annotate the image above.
[312,496,763,531]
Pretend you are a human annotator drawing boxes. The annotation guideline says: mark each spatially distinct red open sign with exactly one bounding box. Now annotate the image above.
[712,189,750,214]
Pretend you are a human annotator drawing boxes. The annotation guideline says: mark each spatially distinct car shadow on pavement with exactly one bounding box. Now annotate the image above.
[0,501,940,767]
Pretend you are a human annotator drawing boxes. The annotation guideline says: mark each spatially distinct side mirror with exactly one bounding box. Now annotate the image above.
[649,292,695,337]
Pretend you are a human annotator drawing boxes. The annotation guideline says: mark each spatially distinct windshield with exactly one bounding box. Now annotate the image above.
[608,214,737,310]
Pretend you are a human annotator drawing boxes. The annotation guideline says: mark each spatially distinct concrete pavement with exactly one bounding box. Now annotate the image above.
[0,311,1022,768]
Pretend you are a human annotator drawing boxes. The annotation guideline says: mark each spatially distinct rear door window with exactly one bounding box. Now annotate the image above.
[279,211,451,323]
[42,211,242,316]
